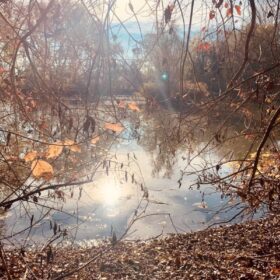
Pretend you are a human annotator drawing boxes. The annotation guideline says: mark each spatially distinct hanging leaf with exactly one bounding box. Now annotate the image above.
[104,122,124,133]
[31,159,54,181]
[64,139,81,153]
[128,2,134,12]
[226,7,232,17]
[224,2,229,8]
[83,116,95,134]
[128,102,141,112]
[234,5,241,15]
[209,10,215,20]
[267,11,274,18]
[215,0,224,8]
[46,141,63,159]
[91,136,100,145]
[24,151,38,162]
[164,5,174,24]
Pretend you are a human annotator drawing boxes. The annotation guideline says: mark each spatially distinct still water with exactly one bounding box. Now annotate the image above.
[0,105,247,247]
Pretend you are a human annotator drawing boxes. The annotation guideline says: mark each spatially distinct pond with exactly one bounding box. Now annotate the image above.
[0,101,253,247]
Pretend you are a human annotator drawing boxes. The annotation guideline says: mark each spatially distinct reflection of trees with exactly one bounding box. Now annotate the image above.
[138,108,255,179]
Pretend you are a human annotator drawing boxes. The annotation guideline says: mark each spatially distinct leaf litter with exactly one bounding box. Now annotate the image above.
[1,215,280,279]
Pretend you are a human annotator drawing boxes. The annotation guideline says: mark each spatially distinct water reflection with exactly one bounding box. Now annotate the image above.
[1,105,252,245]
[91,178,122,206]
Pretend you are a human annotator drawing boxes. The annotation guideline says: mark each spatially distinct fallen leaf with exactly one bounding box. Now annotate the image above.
[31,160,54,180]
[6,155,18,162]
[24,151,38,162]
[0,67,6,74]
[104,123,124,133]
[30,99,37,108]
[91,136,100,145]
[38,121,48,130]
[46,142,63,159]
[192,202,208,209]
[64,139,81,153]
[128,102,141,112]
[271,268,280,275]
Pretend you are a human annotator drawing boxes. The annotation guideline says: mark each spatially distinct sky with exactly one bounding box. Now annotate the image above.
[111,0,209,26]
[112,0,166,23]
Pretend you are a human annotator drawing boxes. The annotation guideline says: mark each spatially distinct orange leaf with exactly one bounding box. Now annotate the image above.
[46,141,63,159]
[64,139,81,153]
[24,151,38,162]
[128,102,141,112]
[234,5,241,15]
[91,136,100,145]
[104,122,124,133]
[271,268,280,275]
[31,160,54,180]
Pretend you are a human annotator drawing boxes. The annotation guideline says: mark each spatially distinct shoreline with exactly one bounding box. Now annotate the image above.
[1,215,280,279]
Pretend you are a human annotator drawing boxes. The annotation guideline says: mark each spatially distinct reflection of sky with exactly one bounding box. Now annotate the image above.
[2,133,240,246]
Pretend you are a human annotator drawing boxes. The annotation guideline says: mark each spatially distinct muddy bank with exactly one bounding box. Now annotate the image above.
[1,215,280,279]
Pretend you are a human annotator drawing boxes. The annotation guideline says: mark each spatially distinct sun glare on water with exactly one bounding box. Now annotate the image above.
[95,177,122,205]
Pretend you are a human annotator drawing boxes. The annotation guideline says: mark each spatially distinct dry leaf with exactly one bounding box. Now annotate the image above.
[128,102,141,112]
[31,160,54,180]
[30,99,37,108]
[118,100,126,109]
[38,120,49,131]
[91,136,100,145]
[64,139,81,153]
[226,8,233,17]
[192,202,208,209]
[271,268,280,275]
[234,5,241,15]
[24,151,38,162]
[197,42,211,52]
[104,122,124,133]
[209,10,215,20]
[46,142,63,159]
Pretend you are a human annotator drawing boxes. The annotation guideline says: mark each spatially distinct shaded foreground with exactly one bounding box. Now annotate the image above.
[1,216,280,280]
